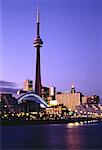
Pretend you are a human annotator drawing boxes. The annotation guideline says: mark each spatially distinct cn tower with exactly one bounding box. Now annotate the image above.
[33,9,43,96]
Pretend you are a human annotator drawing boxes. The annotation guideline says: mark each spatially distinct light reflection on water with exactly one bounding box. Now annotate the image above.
[1,123,102,150]
[66,125,82,150]
[67,122,82,128]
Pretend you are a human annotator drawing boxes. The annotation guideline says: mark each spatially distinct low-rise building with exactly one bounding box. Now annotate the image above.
[82,95,99,105]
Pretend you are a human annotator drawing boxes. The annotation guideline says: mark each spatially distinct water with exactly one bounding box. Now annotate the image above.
[1,123,102,150]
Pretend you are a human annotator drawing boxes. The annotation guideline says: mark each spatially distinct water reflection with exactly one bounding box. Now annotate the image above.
[67,122,84,128]
[1,124,102,150]
[66,124,84,150]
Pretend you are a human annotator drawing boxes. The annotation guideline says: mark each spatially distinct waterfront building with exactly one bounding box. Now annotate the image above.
[75,104,102,118]
[0,90,48,115]
[56,85,82,111]
[49,87,56,100]
[87,95,99,105]
[0,93,18,113]
[56,92,81,111]
[33,9,43,96]
[18,100,41,113]
[82,95,88,104]
[41,86,56,104]
[17,92,48,113]
[82,95,99,105]
[45,104,68,116]
[41,86,50,103]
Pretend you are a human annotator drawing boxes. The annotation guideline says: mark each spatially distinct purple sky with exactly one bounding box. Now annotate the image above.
[1,0,102,98]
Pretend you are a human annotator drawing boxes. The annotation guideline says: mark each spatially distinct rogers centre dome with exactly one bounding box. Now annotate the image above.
[16,91,48,108]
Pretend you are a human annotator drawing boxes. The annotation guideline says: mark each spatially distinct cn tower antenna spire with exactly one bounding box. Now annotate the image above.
[36,2,40,37]
[37,6,40,23]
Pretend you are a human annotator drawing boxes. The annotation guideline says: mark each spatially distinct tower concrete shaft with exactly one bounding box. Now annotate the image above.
[33,9,43,96]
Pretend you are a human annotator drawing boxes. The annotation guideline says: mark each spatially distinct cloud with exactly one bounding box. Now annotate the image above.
[0,87,18,93]
[0,80,17,87]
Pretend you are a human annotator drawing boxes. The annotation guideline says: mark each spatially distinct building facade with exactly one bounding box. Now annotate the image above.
[23,79,33,91]
[41,86,56,104]
[56,92,81,111]
[82,95,99,105]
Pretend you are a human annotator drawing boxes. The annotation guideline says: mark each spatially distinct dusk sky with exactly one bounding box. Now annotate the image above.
[1,0,102,98]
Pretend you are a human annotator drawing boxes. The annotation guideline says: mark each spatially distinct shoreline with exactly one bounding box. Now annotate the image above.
[1,118,102,126]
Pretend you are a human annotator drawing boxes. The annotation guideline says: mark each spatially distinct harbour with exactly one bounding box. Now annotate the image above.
[1,123,102,150]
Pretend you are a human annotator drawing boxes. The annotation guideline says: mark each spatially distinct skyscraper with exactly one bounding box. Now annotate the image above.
[23,79,33,91]
[33,9,43,96]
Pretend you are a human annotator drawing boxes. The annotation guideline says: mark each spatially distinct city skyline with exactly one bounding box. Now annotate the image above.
[1,0,102,98]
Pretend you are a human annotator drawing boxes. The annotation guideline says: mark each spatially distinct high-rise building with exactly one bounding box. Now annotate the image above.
[23,79,33,91]
[33,9,43,96]
[41,86,50,103]
[49,87,56,99]
[56,86,82,111]
[41,86,56,104]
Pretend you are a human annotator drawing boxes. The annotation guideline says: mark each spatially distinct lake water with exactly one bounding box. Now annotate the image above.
[1,123,102,150]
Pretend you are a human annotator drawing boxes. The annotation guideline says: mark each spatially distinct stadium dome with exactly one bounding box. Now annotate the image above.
[16,92,48,108]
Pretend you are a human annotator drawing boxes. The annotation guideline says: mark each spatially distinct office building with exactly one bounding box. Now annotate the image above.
[56,85,82,111]
[82,95,99,105]
[41,86,56,104]
[23,79,33,91]
[41,86,50,103]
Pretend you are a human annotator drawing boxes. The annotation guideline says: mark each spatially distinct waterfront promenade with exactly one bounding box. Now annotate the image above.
[1,117,102,126]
